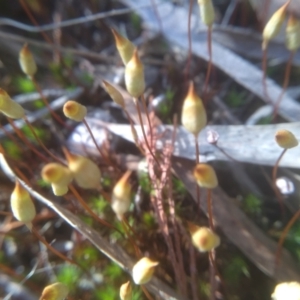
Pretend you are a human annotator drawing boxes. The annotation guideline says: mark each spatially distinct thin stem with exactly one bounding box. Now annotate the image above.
[30,75,68,127]
[7,118,49,162]
[204,25,213,98]
[0,123,23,151]
[32,227,76,265]
[262,47,270,103]
[124,109,145,155]
[184,0,193,81]
[150,0,163,33]
[272,149,287,214]
[273,51,295,121]
[122,217,141,258]
[135,100,159,166]
[69,184,120,233]
[275,209,300,266]
[83,118,117,169]
[141,286,155,300]
[195,134,201,209]
[207,189,214,230]
[23,116,65,164]
[189,243,199,300]
[141,94,154,146]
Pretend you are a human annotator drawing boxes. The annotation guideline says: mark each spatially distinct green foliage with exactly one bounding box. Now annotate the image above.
[224,256,250,285]
[242,194,262,216]
[282,221,300,261]
[13,76,35,93]
[57,265,81,289]
[257,115,272,125]
[138,172,152,194]
[21,124,47,142]
[129,13,142,32]
[2,140,21,160]
[225,90,244,108]
[36,178,51,188]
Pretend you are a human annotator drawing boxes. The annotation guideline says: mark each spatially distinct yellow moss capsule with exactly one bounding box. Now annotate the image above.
[103,80,125,108]
[0,88,25,119]
[111,28,135,65]
[262,1,290,50]
[19,44,37,77]
[198,0,215,27]
[41,163,73,196]
[125,49,145,98]
[275,129,298,149]
[63,100,87,122]
[63,148,101,189]
[39,282,69,300]
[188,223,220,252]
[111,171,132,220]
[285,15,300,51]
[10,181,36,228]
[181,81,207,135]
[193,163,218,189]
[271,282,300,300]
[120,281,132,300]
[132,257,159,285]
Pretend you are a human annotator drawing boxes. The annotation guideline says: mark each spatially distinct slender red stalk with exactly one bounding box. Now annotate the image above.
[204,26,213,98]
[23,116,65,164]
[7,118,49,162]
[275,209,300,266]
[184,0,194,81]
[207,189,214,230]
[273,51,295,120]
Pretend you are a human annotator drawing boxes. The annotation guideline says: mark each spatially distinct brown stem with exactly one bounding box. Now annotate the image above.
[262,47,270,103]
[30,76,68,127]
[0,123,23,151]
[124,109,145,155]
[141,94,154,146]
[23,116,65,164]
[272,149,287,214]
[184,0,193,81]
[207,189,214,230]
[275,209,300,266]
[32,227,76,265]
[135,100,159,166]
[273,51,295,121]
[83,118,117,169]
[141,285,155,300]
[189,243,199,300]
[7,118,49,162]
[122,217,141,258]
[195,134,201,209]
[69,184,120,233]
[204,26,213,99]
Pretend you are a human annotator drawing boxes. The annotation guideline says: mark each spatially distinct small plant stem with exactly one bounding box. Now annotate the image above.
[82,118,117,168]
[141,286,155,300]
[275,209,300,266]
[30,75,67,127]
[272,149,287,214]
[184,0,193,81]
[23,116,65,164]
[273,51,295,120]
[122,217,141,258]
[7,118,49,162]
[189,243,199,300]
[195,134,201,209]
[204,26,213,98]
[141,94,154,145]
[32,227,77,265]
[135,99,159,166]
[207,189,214,230]
[0,123,23,151]
[208,250,226,299]
[69,184,119,232]
[262,47,270,102]
[124,109,145,155]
